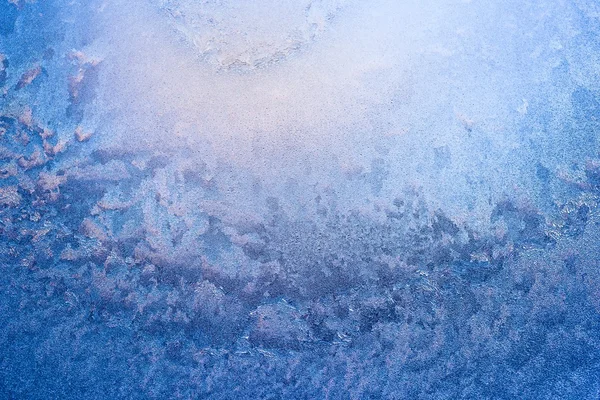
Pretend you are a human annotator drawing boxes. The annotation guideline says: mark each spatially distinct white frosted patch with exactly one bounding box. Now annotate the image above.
[71,0,600,227]
[152,0,350,70]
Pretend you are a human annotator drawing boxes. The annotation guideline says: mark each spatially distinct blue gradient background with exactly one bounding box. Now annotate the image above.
[1,0,600,398]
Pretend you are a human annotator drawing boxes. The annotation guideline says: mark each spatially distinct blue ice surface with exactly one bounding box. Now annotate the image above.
[1,1,600,399]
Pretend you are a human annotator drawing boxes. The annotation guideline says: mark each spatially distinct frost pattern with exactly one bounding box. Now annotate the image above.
[1,0,600,399]
[153,0,350,70]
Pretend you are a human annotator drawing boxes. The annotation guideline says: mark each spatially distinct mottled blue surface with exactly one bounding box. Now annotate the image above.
[1,1,600,399]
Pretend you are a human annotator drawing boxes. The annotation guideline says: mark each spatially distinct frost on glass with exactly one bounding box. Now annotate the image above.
[152,0,350,70]
[1,0,600,398]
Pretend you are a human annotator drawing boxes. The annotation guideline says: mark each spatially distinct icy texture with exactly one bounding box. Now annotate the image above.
[152,0,350,70]
[1,0,600,399]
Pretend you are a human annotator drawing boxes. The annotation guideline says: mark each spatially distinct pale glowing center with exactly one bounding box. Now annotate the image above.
[153,0,349,70]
